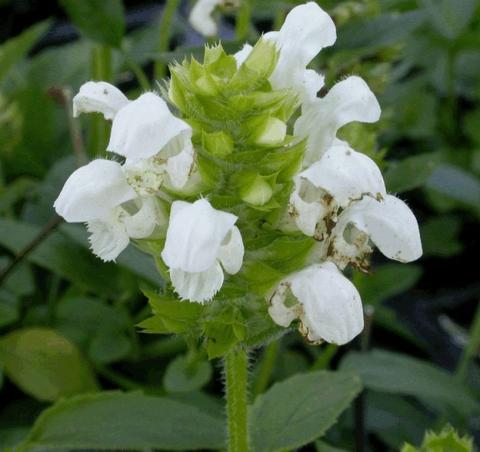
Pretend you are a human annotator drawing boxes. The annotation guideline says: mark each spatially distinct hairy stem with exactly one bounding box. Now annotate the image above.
[224,347,249,452]
[155,0,180,80]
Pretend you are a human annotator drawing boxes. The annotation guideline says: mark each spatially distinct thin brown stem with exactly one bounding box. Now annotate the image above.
[0,215,62,287]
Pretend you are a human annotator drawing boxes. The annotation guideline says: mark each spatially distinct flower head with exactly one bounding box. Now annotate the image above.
[55,2,423,354]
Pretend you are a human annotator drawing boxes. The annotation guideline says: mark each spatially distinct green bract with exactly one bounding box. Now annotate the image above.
[139,40,316,358]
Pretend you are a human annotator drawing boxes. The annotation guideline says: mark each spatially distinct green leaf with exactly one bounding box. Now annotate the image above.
[0,258,35,297]
[163,355,213,393]
[138,291,204,335]
[426,164,480,211]
[315,440,348,452]
[61,223,161,286]
[420,0,478,40]
[18,391,225,451]
[353,264,422,306]
[88,328,131,365]
[340,349,479,416]
[55,296,131,364]
[366,393,432,449]
[0,290,20,328]
[0,20,51,81]
[421,215,463,257]
[59,0,125,47]
[249,370,362,451]
[335,11,425,50]
[385,152,441,193]
[0,328,98,402]
[0,219,123,298]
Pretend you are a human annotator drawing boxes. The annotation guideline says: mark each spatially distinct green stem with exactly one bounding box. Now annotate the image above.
[122,48,151,91]
[311,343,338,370]
[155,0,181,80]
[252,341,279,397]
[90,45,113,156]
[225,347,249,452]
[235,0,252,42]
[456,301,480,382]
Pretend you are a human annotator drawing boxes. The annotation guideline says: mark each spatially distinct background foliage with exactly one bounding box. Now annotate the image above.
[0,0,479,450]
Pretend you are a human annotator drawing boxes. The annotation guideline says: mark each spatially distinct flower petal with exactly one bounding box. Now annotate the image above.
[267,2,336,94]
[234,43,253,67]
[123,197,159,239]
[161,199,237,273]
[73,81,129,120]
[218,226,244,274]
[170,262,224,303]
[301,69,325,104]
[189,0,222,36]
[295,76,381,166]
[300,140,386,207]
[334,194,423,263]
[165,141,194,189]
[269,262,364,345]
[87,215,129,262]
[54,159,136,223]
[108,92,192,161]
[289,179,329,237]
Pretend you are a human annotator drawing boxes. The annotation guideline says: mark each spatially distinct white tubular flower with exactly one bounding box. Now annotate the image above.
[54,159,136,223]
[189,0,222,37]
[73,82,194,191]
[290,140,386,237]
[54,160,158,261]
[330,194,423,270]
[295,76,381,167]
[108,92,192,162]
[268,262,364,345]
[73,81,129,120]
[264,2,336,102]
[161,199,245,303]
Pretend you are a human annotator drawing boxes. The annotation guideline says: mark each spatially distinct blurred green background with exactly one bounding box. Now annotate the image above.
[0,0,479,450]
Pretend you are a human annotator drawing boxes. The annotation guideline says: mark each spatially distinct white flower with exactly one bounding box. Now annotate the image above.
[107,92,191,161]
[268,262,364,345]
[294,76,381,167]
[73,82,194,190]
[329,194,423,270]
[54,159,159,261]
[161,199,244,303]
[189,0,223,37]
[73,81,129,120]
[290,140,386,238]
[264,2,336,103]
[233,3,334,103]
